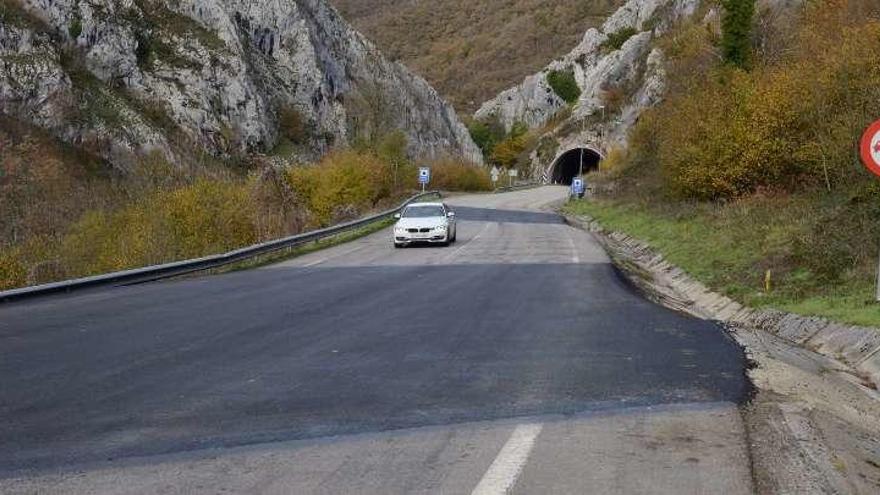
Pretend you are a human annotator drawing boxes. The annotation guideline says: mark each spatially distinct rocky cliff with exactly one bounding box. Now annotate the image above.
[473,0,699,178]
[0,0,482,170]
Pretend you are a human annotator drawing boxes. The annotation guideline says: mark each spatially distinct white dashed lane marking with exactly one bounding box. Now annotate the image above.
[471,423,543,495]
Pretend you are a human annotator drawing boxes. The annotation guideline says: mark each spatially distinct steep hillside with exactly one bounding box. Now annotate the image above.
[0,0,482,169]
[330,0,625,114]
[468,0,700,181]
[0,0,490,291]
[567,0,880,329]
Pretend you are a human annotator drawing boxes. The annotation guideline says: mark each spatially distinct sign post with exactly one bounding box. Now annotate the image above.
[859,120,880,301]
[507,168,518,187]
[491,166,500,186]
[418,166,431,192]
[571,178,585,199]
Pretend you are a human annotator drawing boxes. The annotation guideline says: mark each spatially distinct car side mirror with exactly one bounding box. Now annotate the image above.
[393,213,401,219]
[447,211,455,217]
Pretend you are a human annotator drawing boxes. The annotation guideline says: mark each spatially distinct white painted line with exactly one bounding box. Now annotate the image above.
[471,423,543,495]
[302,258,326,268]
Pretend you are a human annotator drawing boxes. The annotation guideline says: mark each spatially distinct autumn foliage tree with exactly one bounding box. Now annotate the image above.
[628,0,880,199]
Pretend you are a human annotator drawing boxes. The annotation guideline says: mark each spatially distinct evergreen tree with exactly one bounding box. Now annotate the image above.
[720,0,755,69]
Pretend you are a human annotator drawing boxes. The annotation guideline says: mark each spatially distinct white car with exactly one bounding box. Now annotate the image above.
[392,202,457,248]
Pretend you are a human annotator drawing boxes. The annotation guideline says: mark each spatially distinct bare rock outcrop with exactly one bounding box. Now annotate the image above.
[0,0,482,169]
[473,0,699,179]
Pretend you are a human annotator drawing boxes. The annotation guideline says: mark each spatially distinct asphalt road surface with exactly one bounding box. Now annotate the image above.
[0,186,753,493]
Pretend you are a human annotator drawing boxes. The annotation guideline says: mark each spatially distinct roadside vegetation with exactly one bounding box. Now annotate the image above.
[569,0,880,327]
[468,107,573,178]
[0,122,489,291]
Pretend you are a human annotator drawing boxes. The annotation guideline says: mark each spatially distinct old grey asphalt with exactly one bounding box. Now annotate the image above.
[0,186,754,493]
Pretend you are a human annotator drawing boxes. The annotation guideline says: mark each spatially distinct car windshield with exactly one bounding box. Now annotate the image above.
[402,205,445,218]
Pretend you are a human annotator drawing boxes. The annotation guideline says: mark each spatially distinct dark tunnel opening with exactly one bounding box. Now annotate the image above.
[550,148,602,185]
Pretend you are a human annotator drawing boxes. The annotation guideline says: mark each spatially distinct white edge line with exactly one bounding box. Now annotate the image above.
[471,423,543,495]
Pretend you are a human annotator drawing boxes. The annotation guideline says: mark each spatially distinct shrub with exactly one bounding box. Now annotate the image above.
[625,1,880,199]
[428,158,492,191]
[60,179,258,276]
[720,0,755,69]
[0,247,26,291]
[601,27,638,51]
[278,106,307,143]
[286,151,393,226]
[546,68,581,104]
[0,0,48,30]
[490,133,527,169]
[68,17,83,39]
[599,146,629,176]
[468,116,506,158]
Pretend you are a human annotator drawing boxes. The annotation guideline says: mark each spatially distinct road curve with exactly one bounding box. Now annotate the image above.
[0,186,753,493]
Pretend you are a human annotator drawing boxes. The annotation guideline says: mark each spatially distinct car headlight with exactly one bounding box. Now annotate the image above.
[435,224,447,231]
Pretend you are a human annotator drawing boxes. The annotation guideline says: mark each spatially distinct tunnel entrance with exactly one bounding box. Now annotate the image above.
[550,148,602,185]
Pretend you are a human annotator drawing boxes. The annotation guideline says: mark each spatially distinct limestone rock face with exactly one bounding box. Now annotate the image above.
[0,0,482,169]
[473,0,697,130]
[472,0,700,179]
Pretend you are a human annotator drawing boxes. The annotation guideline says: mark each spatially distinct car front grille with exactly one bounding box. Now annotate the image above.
[407,228,432,233]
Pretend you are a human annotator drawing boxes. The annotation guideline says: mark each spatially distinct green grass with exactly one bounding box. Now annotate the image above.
[564,198,880,328]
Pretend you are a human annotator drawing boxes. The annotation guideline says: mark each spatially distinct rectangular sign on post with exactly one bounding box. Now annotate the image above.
[418,167,430,192]
[571,178,585,198]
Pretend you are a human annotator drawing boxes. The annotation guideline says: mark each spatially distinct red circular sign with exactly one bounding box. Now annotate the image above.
[860,120,880,178]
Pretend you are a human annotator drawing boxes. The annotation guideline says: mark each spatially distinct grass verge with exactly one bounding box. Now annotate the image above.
[563,198,880,328]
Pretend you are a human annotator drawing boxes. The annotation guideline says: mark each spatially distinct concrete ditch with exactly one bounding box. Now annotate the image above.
[563,211,880,494]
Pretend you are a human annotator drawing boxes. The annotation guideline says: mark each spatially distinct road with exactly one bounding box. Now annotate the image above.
[0,186,753,493]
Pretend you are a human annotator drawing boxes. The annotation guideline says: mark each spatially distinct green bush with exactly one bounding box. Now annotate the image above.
[601,27,638,51]
[468,117,506,158]
[720,0,755,69]
[546,68,581,104]
[68,17,83,39]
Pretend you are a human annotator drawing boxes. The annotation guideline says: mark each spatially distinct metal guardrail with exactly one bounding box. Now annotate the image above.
[0,191,442,303]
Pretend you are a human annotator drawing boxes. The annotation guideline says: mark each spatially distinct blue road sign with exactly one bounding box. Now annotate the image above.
[572,178,585,196]
[418,167,431,185]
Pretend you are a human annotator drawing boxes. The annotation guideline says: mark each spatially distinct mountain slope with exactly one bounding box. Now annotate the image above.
[330,0,625,114]
[0,0,482,169]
